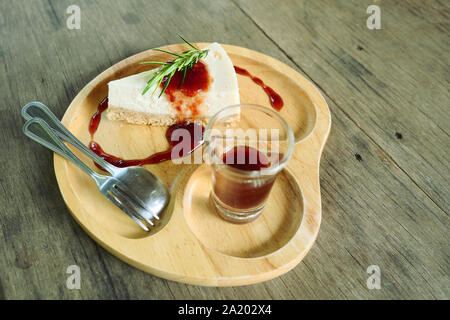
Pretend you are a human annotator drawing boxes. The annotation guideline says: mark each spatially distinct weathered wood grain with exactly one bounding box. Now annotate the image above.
[0,0,448,299]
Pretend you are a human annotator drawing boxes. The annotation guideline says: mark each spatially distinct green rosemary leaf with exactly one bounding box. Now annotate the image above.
[178,34,199,50]
[152,48,184,58]
[179,67,187,89]
[140,69,158,78]
[140,35,209,97]
[159,70,176,98]
[139,61,167,65]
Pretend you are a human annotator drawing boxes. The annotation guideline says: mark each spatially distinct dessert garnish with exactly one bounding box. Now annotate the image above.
[140,35,209,97]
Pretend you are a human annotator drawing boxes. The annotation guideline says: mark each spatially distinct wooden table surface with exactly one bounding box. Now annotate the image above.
[1,0,448,299]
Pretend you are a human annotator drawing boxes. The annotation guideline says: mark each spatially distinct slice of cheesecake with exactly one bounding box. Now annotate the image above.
[107,43,240,126]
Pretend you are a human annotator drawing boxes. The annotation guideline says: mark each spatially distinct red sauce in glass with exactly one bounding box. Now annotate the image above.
[88,98,203,169]
[234,66,284,111]
[214,146,276,209]
[222,146,271,171]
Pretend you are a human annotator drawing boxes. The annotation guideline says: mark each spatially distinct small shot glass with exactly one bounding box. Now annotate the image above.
[204,104,295,224]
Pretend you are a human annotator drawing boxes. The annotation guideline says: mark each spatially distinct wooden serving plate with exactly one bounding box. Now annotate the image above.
[54,43,331,286]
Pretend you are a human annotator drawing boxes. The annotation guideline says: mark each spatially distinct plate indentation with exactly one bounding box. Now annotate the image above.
[183,165,303,258]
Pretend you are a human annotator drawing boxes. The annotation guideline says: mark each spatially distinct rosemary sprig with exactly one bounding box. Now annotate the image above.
[140,35,209,97]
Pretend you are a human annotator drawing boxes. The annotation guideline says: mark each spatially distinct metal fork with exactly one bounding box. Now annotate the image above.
[22,105,169,232]
[21,102,170,226]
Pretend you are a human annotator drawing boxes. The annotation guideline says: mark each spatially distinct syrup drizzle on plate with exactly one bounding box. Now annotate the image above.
[88,98,203,169]
[234,66,284,111]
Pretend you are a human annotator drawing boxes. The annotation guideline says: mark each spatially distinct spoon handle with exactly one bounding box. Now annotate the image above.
[23,118,101,181]
[21,101,118,175]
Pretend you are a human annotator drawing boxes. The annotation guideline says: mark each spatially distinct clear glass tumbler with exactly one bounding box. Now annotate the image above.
[204,104,295,224]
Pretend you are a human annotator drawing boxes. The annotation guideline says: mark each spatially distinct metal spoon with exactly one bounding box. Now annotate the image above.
[22,102,170,230]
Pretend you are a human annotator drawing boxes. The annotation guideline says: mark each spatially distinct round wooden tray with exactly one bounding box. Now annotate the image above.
[54,43,331,286]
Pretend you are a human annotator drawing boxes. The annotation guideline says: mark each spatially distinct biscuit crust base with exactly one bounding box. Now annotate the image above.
[106,106,205,126]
